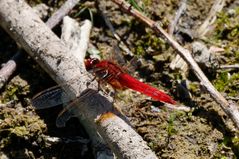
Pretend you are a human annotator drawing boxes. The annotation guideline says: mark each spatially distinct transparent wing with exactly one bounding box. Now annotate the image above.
[112,45,138,74]
[31,85,71,109]
[56,109,74,128]
[56,89,97,127]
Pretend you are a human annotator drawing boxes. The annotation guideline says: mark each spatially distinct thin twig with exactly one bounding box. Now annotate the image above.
[44,136,89,144]
[111,0,239,130]
[168,0,187,71]
[219,64,239,70]
[164,103,192,112]
[0,51,21,89]
[196,0,225,38]
[168,0,187,35]
[97,0,134,57]
[46,0,81,29]
[226,96,239,101]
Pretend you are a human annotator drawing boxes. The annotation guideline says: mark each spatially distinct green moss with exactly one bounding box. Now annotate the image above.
[142,0,152,6]
[209,8,239,96]
[189,82,199,93]
[209,7,239,64]
[167,113,177,136]
[1,80,30,103]
[134,31,168,56]
[0,107,46,148]
[167,112,186,136]
[216,8,239,40]
[214,72,239,96]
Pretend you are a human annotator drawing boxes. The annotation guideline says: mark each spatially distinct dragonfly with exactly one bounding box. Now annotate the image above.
[32,57,176,126]
[84,58,176,104]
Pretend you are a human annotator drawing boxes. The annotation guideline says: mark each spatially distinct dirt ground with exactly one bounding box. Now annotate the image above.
[0,0,239,158]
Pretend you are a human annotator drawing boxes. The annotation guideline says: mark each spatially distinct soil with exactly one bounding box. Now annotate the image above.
[0,0,239,158]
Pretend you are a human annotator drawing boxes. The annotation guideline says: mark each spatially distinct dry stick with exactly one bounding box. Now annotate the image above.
[97,0,134,57]
[168,0,187,35]
[0,4,50,89]
[111,0,239,130]
[1,0,110,156]
[0,51,20,89]
[0,0,158,158]
[168,0,188,71]
[219,64,239,70]
[61,16,144,157]
[196,0,225,38]
[60,17,115,158]
[46,0,80,29]
[0,0,80,89]
[61,16,92,62]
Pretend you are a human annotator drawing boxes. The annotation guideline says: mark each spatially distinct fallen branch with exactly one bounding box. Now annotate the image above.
[0,51,21,89]
[0,3,50,89]
[0,0,157,158]
[60,17,114,158]
[111,0,239,130]
[0,0,80,89]
[45,0,80,29]
[61,16,92,62]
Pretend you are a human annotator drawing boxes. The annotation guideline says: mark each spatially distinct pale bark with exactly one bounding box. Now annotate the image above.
[0,3,50,89]
[0,0,157,158]
[61,17,92,62]
[45,0,81,29]
[60,17,113,158]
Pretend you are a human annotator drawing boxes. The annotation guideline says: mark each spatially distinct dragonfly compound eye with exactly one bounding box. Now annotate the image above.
[91,58,100,65]
[84,58,100,71]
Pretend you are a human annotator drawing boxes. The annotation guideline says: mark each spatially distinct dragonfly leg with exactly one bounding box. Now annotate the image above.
[98,79,109,92]
[86,76,97,88]
[109,88,117,103]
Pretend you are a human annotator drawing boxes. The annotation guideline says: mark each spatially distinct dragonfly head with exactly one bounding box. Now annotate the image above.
[84,58,100,71]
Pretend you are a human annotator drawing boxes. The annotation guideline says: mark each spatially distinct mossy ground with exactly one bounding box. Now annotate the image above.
[0,0,239,158]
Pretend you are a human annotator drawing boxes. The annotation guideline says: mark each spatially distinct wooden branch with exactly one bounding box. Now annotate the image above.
[61,16,92,62]
[60,17,114,158]
[96,112,158,159]
[111,0,239,130]
[45,0,80,29]
[0,4,50,89]
[0,51,20,89]
[0,0,157,158]
[0,0,80,89]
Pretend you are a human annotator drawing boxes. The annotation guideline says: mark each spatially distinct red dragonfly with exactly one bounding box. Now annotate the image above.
[32,57,176,126]
[84,58,176,104]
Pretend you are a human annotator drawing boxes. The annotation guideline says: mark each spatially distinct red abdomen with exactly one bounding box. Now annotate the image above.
[118,73,176,104]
